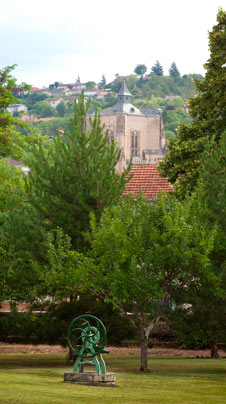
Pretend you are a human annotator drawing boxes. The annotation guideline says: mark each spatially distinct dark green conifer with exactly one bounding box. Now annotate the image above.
[25,93,131,250]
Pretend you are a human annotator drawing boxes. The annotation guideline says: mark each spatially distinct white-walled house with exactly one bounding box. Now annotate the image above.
[7,104,28,115]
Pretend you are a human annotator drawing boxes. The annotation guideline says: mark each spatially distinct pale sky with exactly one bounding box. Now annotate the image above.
[0,0,225,87]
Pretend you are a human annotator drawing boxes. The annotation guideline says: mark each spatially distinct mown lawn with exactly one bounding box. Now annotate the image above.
[0,353,226,404]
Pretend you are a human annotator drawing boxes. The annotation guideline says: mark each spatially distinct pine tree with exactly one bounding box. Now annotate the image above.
[151,60,164,76]
[159,9,226,197]
[98,74,106,87]
[25,93,131,250]
[169,62,180,78]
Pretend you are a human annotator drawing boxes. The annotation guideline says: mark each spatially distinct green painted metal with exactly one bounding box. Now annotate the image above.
[67,314,109,374]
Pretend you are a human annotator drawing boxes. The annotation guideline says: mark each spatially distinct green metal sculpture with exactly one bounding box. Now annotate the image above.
[67,314,109,374]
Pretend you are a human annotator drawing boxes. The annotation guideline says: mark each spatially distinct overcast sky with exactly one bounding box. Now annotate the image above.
[0,0,225,87]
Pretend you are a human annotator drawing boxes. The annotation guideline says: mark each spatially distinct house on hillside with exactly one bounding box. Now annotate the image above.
[45,98,62,107]
[7,104,27,115]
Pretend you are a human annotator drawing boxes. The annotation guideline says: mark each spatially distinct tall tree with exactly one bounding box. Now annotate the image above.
[25,94,131,251]
[0,65,29,157]
[199,130,226,231]
[56,101,67,117]
[159,9,226,198]
[0,161,42,302]
[169,62,180,78]
[134,64,147,77]
[85,194,213,371]
[42,194,212,371]
[151,60,164,76]
[98,74,106,88]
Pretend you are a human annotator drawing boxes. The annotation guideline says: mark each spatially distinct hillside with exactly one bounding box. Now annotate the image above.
[15,72,203,139]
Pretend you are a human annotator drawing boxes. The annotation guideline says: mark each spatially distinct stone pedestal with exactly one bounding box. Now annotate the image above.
[64,372,116,387]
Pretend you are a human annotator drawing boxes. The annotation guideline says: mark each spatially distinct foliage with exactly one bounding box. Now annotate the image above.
[85,81,96,89]
[151,60,164,76]
[159,9,226,197]
[0,161,43,302]
[0,65,30,158]
[162,107,192,137]
[134,64,147,77]
[199,130,226,231]
[33,117,70,138]
[76,194,214,371]
[21,92,48,110]
[99,74,106,87]
[56,101,67,117]
[25,93,131,250]
[169,62,180,78]
[0,298,136,345]
[32,101,56,118]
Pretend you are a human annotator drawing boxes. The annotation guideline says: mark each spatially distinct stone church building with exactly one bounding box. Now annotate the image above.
[88,81,167,171]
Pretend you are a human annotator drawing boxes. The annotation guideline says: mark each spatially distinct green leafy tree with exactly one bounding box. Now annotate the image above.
[199,130,226,231]
[169,62,180,78]
[56,101,67,117]
[24,92,48,110]
[0,65,29,157]
[0,161,42,302]
[167,131,226,359]
[85,81,96,90]
[70,194,213,372]
[151,60,164,76]
[159,9,226,198]
[33,101,56,118]
[25,94,131,251]
[167,266,225,358]
[134,64,147,77]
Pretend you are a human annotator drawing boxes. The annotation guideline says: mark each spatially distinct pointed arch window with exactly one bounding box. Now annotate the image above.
[108,129,114,144]
[131,130,140,157]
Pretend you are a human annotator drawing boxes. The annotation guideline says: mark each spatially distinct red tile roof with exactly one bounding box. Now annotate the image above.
[123,164,173,200]
[37,116,56,122]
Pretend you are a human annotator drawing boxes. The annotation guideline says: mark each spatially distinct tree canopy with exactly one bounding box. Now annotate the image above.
[169,62,180,78]
[159,9,226,197]
[151,60,164,76]
[0,65,30,158]
[134,64,147,77]
[25,93,131,251]
[48,193,213,371]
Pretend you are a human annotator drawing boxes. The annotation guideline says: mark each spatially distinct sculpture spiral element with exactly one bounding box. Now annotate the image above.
[67,315,107,359]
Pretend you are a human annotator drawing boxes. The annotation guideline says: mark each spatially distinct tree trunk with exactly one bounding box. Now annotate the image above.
[210,341,219,358]
[139,333,149,372]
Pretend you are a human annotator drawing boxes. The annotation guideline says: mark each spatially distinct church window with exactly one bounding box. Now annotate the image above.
[131,130,140,157]
[108,129,114,144]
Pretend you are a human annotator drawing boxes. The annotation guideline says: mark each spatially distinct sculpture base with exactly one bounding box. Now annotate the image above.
[64,372,117,387]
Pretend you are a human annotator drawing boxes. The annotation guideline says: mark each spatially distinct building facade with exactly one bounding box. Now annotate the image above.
[88,81,167,171]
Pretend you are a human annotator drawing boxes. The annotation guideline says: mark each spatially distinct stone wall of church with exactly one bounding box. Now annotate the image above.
[87,112,166,171]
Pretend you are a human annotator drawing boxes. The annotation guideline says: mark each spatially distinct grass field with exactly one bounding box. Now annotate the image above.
[0,353,226,404]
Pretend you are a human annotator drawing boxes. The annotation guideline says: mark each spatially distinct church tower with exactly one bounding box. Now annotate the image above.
[88,81,167,171]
